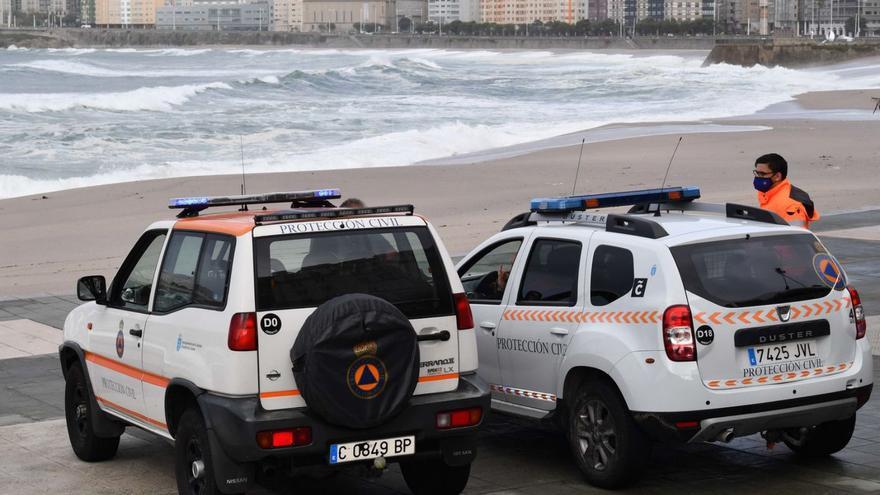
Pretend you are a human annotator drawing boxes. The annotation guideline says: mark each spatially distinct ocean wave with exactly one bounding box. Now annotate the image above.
[46,48,97,55]
[0,82,231,113]
[8,59,281,79]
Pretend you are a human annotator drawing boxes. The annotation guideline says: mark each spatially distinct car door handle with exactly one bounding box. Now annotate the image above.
[417,330,450,342]
[129,328,143,338]
[550,327,569,336]
[479,321,497,330]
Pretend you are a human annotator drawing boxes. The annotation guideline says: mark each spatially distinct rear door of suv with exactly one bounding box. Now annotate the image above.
[671,232,856,390]
[252,216,461,411]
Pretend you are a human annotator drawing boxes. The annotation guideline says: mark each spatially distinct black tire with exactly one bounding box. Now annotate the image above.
[64,362,120,462]
[400,459,471,495]
[175,408,225,495]
[784,415,856,457]
[567,380,650,489]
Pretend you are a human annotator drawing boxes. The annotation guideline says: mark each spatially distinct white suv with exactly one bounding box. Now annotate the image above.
[455,186,872,489]
[60,189,489,495]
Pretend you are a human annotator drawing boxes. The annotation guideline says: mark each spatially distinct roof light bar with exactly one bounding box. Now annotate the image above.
[255,204,414,224]
[169,189,341,217]
[531,186,700,214]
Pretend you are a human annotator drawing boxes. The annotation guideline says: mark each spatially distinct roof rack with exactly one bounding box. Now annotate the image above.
[169,189,341,218]
[255,204,414,225]
[627,201,789,226]
[526,210,669,239]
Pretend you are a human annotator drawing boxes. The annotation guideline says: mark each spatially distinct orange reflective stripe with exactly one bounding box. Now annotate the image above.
[96,396,167,430]
[260,389,301,399]
[419,373,459,383]
[85,352,169,388]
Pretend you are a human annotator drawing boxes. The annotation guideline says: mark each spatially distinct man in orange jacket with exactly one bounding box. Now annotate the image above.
[754,153,820,229]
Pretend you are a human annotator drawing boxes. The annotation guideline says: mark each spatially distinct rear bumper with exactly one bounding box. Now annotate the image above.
[198,372,490,465]
[633,383,872,443]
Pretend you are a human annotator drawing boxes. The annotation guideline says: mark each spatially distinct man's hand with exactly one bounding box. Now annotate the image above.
[497,264,510,292]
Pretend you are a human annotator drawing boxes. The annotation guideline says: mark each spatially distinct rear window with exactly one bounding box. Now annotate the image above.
[254,227,454,318]
[671,233,834,308]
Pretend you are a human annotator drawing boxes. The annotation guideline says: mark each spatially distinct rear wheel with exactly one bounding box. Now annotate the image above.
[783,415,856,457]
[64,362,120,462]
[400,459,471,495]
[175,408,226,495]
[567,380,650,489]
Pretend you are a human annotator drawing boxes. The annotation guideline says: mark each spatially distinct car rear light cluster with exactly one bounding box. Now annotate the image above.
[436,407,482,430]
[256,427,312,449]
[228,312,257,351]
[848,286,867,340]
[663,305,696,362]
[453,293,474,330]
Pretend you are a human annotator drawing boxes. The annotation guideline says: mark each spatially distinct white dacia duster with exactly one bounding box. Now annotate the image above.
[60,189,489,495]
[455,186,872,489]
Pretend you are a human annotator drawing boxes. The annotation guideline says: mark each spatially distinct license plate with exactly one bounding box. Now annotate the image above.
[747,340,817,366]
[329,435,415,464]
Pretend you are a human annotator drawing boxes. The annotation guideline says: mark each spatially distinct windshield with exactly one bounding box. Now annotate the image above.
[671,233,835,308]
[254,226,453,318]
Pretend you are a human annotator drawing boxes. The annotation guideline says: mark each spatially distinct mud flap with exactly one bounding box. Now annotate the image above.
[440,436,477,467]
[207,428,254,494]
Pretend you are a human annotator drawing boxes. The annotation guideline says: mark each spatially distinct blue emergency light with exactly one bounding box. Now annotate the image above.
[531,186,700,213]
[169,189,342,217]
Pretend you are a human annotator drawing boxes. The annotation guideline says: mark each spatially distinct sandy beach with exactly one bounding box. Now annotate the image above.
[1,88,879,299]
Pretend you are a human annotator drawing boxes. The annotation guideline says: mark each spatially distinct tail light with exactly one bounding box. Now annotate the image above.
[256,427,312,449]
[663,305,696,362]
[848,286,867,340]
[453,293,474,330]
[228,312,257,351]
[436,407,482,430]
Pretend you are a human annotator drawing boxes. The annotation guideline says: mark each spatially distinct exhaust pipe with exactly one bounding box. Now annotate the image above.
[716,427,735,443]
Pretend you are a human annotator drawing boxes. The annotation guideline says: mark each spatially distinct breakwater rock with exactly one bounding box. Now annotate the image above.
[705,38,880,68]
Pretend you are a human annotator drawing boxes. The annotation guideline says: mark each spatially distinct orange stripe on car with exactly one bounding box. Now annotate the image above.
[85,352,169,388]
[96,396,167,430]
[419,373,459,383]
[260,389,301,399]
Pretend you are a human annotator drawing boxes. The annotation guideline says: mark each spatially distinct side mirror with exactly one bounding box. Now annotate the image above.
[77,276,107,304]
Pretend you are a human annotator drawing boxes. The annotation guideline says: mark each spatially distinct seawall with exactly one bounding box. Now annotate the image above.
[0,28,715,50]
[705,38,880,68]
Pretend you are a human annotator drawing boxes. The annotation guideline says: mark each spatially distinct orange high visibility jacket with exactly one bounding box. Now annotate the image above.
[757,178,820,229]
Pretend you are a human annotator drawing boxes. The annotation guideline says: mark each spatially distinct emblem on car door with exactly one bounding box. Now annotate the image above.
[777,306,792,322]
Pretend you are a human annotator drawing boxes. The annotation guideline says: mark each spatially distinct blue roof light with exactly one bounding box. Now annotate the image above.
[168,189,342,217]
[531,186,700,213]
[169,197,210,208]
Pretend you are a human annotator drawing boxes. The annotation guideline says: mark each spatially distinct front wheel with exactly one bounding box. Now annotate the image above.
[567,380,650,489]
[400,458,471,495]
[175,408,226,495]
[783,415,856,457]
[64,362,120,462]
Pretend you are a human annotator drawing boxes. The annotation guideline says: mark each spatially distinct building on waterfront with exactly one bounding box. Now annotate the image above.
[428,0,478,23]
[93,0,164,26]
[480,0,587,24]
[587,0,607,19]
[271,0,302,30]
[301,0,396,32]
[156,0,270,29]
[396,0,426,27]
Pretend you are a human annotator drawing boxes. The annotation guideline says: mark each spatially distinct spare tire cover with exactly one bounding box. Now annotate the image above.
[291,293,419,429]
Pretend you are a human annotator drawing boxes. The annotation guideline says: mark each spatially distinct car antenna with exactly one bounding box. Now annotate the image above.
[571,138,586,196]
[655,136,683,217]
[239,135,248,211]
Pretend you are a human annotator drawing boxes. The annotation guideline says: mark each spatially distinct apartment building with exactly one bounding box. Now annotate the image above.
[480,0,587,24]
[301,0,396,31]
[428,0,477,22]
[93,0,163,26]
[156,0,269,29]
[397,0,426,26]
[272,0,301,30]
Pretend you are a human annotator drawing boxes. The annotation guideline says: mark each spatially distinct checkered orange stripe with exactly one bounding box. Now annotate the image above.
[490,384,557,402]
[502,309,660,324]
[693,297,851,326]
[706,362,852,390]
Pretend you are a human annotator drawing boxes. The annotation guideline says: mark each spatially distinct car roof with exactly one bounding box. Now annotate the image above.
[173,210,266,237]
[513,209,800,247]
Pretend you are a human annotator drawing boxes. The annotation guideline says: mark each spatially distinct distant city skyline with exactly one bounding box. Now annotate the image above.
[1,0,877,35]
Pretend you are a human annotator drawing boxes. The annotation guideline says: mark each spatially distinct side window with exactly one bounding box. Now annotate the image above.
[110,231,167,312]
[154,232,234,313]
[517,239,582,306]
[458,238,523,304]
[590,245,634,306]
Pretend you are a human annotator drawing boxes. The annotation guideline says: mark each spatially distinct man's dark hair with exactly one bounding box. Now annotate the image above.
[340,198,365,208]
[755,153,788,179]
